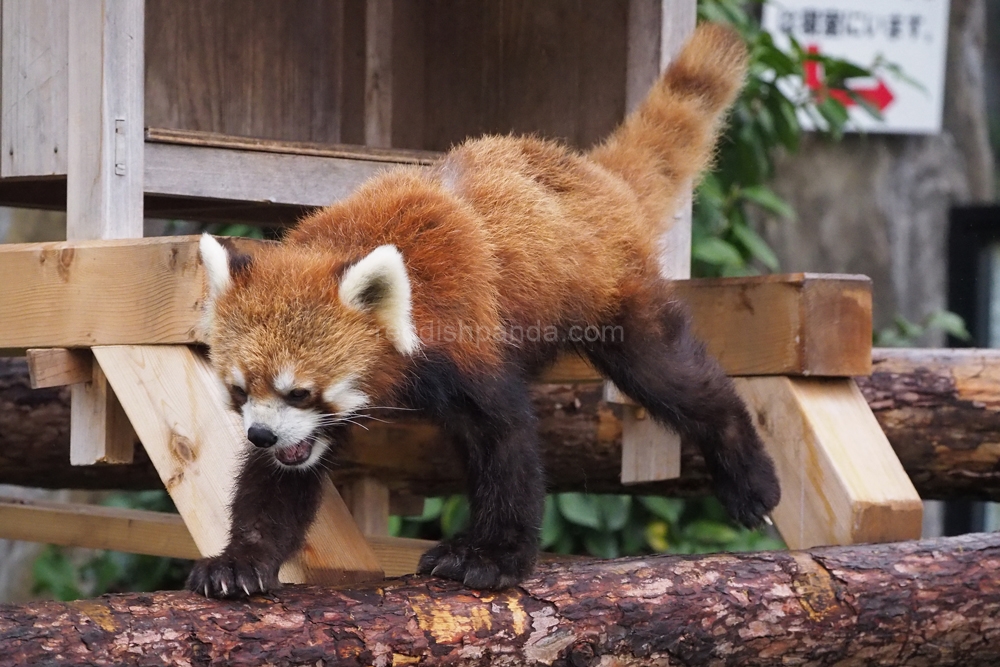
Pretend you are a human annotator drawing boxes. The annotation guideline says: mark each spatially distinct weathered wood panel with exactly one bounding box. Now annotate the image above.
[0,0,69,177]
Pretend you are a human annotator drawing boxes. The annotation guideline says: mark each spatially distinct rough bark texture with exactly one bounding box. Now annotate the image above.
[757,0,995,341]
[4,350,1000,500]
[1,532,998,666]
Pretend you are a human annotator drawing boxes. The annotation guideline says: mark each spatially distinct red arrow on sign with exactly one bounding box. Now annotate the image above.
[804,45,894,112]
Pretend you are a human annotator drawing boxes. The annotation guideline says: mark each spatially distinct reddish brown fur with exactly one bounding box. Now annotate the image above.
[206,24,748,403]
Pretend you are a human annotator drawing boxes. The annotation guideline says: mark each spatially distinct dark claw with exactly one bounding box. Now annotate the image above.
[418,534,536,590]
[186,553,278,599]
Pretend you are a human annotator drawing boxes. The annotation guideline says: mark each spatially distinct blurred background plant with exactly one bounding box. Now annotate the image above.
[30,0,890,600]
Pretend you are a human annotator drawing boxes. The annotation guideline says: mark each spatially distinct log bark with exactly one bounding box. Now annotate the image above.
[1,532,998,666]
[3,349,1000,500]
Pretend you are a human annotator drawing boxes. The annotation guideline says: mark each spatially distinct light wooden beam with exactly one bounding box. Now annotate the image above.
[0,496,433,578]
[26,348,92,388]
[611,0,698,484]
[93,344,384,585]
[0,238,873,378]
[734,377,923,549]
[344,476,391,537]
[66,0,145,468]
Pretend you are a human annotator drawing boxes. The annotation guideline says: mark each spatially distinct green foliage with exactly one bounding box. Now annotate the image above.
[391,494,784,559]
[874,310,972,347]
[31,492,192,601]
[692,0,880,277]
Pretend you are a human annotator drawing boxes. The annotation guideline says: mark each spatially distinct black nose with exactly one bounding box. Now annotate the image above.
[247,424,278,448]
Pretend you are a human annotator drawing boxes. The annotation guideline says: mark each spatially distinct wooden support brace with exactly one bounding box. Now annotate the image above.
[734,376,923,549]
[26,348,92,388]
[0,496,430,578]
[92,345,384,585]
[343,476,391,537]
[66,0,145,467]
[608,0,699,485]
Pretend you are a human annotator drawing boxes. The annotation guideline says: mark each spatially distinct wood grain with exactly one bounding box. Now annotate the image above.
[0,238,874,377]
[343,476,391,537]
[735,376,923,549]
[2,533,998,666]
[0,495,432,577]
[26,348,92,388]
[0,0,69,177]
[69,360,136,465]
[612,0,694,484]
[93,345,382,585]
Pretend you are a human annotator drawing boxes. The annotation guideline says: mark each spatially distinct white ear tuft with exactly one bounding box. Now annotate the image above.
[339,245,420,355]
[199,234,232,300]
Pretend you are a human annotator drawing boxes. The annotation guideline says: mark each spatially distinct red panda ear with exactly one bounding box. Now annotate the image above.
[199,234,252,300]
[338,245,420,355]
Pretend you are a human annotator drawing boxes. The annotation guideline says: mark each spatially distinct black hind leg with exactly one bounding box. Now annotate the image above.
[582,286,780,527]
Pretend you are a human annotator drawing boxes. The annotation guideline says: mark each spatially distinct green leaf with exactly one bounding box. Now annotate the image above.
[414,497,444,522]
[556,493,601,530]
[540,496,565,549]
[692,237,743,268]
[599,495,632,532]
[682,520,740,545]
[925,310,971,341]
[739,185,795,221]
[639,496,684,524]
[440,495,469,538]
[583,531,619,559]
[730,223,780,271]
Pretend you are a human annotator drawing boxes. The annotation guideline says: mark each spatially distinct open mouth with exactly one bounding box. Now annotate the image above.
[274,440,313,466]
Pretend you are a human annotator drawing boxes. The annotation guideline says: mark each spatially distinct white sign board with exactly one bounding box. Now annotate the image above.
[762,0,950,135]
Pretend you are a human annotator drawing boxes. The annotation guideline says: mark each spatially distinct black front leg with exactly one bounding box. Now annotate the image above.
[410,357,545,589]
[186,447,326,599]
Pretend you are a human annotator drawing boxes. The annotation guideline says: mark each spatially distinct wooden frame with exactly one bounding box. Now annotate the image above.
[0,0,921,574]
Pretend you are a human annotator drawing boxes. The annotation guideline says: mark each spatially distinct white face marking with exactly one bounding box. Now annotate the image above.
[323,375,370,415]
[230,366,246,390]
[242,397,319,449]
[273,365,296,394]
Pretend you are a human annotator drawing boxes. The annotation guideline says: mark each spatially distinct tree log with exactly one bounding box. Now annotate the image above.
[2,349,1000,500]
[1,532,998,666]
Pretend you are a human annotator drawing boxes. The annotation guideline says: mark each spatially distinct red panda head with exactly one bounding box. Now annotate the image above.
[198,234,418,468]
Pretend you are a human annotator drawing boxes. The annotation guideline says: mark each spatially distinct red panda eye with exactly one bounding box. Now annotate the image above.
[231,385,247,399]
[287,388,311,402]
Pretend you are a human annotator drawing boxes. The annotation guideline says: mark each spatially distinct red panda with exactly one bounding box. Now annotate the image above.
[189,23,780,598]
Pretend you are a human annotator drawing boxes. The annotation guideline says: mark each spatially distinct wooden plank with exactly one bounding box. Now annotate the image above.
[26,348,92,388]
[344,476,390,537]
[0,0,69,178]
[67,0,144,241]
[145,128,439,165]
[0,240,873,377]
[0,236,232,348]
[0,496,200,560]
[679,273,873,377]
[92,344,383,585]
[611,0,697,484]
[367,535,432,578]
[734,376,923,549]
[364,0,393,148]
[143,141,403,209]
[0,496,433,577]
[66,0,145,468]
[69,358,136,464]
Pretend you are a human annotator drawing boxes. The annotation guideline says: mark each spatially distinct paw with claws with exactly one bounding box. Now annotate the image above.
[186,552,279,600]
[418,534,537,589]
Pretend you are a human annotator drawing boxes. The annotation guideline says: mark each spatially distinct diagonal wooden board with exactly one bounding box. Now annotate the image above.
[92,344,383,585]
[734,376,923,549]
